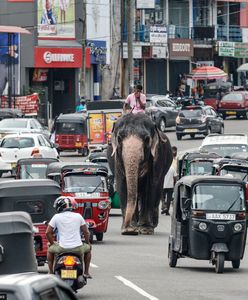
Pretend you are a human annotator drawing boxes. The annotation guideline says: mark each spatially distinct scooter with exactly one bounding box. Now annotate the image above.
[54,252,87,292]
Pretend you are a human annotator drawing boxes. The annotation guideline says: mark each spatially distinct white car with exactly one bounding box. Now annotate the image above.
[0,118,50,139]
[199,133,248,157]
[0,133,59,176]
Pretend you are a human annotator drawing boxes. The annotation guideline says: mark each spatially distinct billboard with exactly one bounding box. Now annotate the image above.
[0,33,20,97]
[37,0,75,39]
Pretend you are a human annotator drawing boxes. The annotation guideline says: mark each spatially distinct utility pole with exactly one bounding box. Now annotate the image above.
[126,0,134,94]
[80,0,87,99]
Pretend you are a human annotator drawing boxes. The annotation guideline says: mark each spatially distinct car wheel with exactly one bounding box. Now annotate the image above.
[168,244,177,268]
[0,172,3,178]
[95,232,103,241]
[176,134,182,140]
[237,115,241,119]
[215,253,225,274]
[219,126,224,134]
[222,114,226,120]
[190,134,195,139]
[232,259,240,269]
[158,118,166,132]
[244,113,248,120]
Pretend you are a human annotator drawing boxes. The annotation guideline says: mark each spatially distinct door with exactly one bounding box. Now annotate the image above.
[165,99,179,126]
[146,60,167,94]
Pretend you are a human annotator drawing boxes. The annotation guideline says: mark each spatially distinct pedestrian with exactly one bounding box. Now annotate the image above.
[123,84,146,114]
[161,164,177,215]
[76,98,86,112]
[171,146,178,175]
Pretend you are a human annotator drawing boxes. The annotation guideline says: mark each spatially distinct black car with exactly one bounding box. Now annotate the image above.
[176,105,224,140]
[145,95,179,132]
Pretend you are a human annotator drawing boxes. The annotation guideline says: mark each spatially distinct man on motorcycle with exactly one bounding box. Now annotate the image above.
[46,196,92,278]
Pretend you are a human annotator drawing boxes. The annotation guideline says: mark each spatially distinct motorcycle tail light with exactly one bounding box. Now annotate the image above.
[98,200,110,210]
[63,256,77,266]
[100,192,109,198]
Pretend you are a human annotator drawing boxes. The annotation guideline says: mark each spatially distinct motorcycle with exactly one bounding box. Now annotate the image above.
[53,251,87,292]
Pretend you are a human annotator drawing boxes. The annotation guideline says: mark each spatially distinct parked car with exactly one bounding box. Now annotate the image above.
[176,105,224,140]
[200,134,248,157]
[0,273,78,300]
[218,91,248,119]
[0,133,59,176]
[0,118,50,139]
[145,94,179,131]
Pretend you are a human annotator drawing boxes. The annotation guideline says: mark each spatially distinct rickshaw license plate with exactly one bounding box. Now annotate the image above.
[75,142,82,147]
[226,111,236,115]
[206,213,236,220]
[61,269,77,279]
[184,129,198,133]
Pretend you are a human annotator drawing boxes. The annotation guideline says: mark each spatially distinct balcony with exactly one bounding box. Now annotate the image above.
[217,25,242,42]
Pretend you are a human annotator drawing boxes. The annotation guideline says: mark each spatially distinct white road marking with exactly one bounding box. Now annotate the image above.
[115,276,159,300]
[90,263,99,268]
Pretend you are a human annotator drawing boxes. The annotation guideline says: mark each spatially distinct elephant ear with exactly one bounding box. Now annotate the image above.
[151,128,168,158]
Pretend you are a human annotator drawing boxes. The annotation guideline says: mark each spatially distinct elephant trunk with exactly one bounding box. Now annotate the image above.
[122,136,143,229]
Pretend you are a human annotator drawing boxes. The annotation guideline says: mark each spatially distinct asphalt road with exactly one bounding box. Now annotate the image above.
[48,117,248,300]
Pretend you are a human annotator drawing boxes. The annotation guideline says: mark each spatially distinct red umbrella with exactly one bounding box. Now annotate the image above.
[188,66,228,80]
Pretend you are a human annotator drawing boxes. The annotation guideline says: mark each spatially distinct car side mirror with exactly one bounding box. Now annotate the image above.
[181,196,191,210]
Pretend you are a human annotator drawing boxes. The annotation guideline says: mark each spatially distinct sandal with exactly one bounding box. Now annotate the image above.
[84,274,92,279]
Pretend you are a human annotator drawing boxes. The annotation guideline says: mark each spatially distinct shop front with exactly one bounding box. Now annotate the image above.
[33,47,82,119]
[168,39,193,95]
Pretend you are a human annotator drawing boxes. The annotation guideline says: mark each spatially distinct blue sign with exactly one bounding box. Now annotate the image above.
[86,40,107,64]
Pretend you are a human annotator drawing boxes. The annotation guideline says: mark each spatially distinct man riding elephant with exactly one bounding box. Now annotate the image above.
[107,113,173,235]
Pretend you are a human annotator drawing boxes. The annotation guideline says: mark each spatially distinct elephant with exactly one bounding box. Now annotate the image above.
[107,113,173,235]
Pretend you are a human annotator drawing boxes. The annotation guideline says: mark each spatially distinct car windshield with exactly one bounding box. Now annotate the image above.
[201,144,248,157]
[1,137,35,148]
[0,119,28,128]
[220,167,248,182]
[20,164,48,179]
[190,161,213,175]
[56,122,85,134]
[179,109,202,118]
[222,93,243,102]
[63,174,105,193]
[192,184,245,211]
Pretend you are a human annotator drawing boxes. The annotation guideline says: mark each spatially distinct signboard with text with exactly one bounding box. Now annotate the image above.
[218,41,248,58]
[150,26,167,44]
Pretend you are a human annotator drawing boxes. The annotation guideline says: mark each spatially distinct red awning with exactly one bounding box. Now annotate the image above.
[0,25,30,34]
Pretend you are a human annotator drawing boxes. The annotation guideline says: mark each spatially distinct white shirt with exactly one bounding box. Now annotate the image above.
[49,211,86,248]
[163,166,177,189]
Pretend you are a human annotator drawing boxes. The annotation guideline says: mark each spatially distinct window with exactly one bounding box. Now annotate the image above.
[15,200,44,214]
[1,137,35,148]
[38,136,46,146]
[0,119,27,128]
[222,93,243,101]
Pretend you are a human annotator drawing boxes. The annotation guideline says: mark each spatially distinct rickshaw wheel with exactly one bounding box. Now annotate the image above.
[168,245,177,268]
[232,260,240,269]
[95,232,103,241]
[215,253,225,273]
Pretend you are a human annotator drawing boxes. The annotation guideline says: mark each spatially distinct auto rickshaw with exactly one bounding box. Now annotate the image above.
[178,151,221,179]
[168,175,247,273]
[53,113,89,156]
[0,211,37,274]
[61,165,111,242]
[87,151,120,209]
[15,157,59,179]
[0,179,61,266]
[212,157,248,177]
[203,82,232,110]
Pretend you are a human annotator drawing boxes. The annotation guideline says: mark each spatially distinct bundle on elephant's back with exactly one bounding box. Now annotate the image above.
[107,113,173,235]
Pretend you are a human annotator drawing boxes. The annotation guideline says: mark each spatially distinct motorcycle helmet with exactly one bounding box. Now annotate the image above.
[54,196,76,213]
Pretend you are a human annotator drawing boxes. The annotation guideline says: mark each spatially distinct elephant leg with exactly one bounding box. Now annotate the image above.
[115,175,127,230]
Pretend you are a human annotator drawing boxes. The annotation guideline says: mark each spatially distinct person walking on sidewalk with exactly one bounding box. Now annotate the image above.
[161,164,177,215]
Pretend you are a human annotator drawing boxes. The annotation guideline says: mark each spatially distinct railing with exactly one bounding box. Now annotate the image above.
[217,25,242,42]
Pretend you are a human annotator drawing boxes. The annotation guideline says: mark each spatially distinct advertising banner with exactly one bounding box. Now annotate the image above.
[37,0,75,39]
[105,112,122,135]
[0,33,20,97]
[1,93,39,115]
[88,113,105,144]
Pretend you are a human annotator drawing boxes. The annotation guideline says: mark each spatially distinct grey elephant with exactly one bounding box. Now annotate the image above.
[107,113,173,235]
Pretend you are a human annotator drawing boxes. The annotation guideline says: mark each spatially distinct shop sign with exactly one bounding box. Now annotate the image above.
[150,26,167,44]
[123,44,142,59]
[34,47,82,68]
[196,61,214,67]
[152,46,167,58]
[169,39,193,57]
[235,42,248,57]
[218,41,235,57]
[86,40,107,64]
[136,0,155,9]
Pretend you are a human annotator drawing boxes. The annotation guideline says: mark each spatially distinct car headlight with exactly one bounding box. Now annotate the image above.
[198,222,207,231]
[234,223,242,232]
[98,200,110,210]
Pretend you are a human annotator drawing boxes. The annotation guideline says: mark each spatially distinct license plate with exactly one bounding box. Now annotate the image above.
[226,111,236,115]
[184,129,198,133]
[11,163,16,169]
[61,269,77,279]
[206,213,236,220]
[75,142,82,147]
